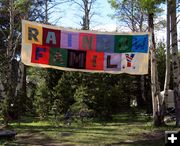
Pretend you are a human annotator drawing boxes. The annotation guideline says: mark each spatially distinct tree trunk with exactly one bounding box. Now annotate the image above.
[7,0,14,58]
[15,62,24,94]
[82,0,90,30]
[45,0,48,24]
[0,80,5,98]
[2,0,15,125]
[163,0,171,110]
[7,0,15,97]
[22,65,27,96]
[131,0,135,31]
[170,0,180,126]
[140,75,145,107]
[148,13,165,126]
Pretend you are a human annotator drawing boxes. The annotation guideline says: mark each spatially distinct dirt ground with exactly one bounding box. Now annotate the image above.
[2,130,164,146]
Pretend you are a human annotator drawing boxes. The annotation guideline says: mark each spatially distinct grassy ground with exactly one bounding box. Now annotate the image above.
[0,113,180,146]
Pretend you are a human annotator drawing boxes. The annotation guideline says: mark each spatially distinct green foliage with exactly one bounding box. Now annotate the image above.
[71,85,88,113]
[78,73,141,118]
[53,72,76,113]
[108,0,119,9]
[156,42,166,91]
[0,90,26,123]
[14,0,31,17]
[0,0,40,124]
[1,95,10,124]
[156,41,166,90]
[156,41,173,91]
[51,98,64,117]
[108,0,148,31]
[140,0,165,14]
[108,0,165,31]
[34,79,50,118]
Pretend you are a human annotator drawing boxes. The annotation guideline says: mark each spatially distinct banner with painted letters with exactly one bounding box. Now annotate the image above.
[21,20,150,74]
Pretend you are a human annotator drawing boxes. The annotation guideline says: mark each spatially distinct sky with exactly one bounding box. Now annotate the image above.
[50,0,117,31]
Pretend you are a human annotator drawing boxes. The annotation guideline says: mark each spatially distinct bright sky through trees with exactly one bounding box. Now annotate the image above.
[50,0,117,30]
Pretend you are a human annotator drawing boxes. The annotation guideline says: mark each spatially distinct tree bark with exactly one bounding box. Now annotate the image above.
[0,80,5,98]
[82,0,90,30]
[170,0,180,126]
[131,0,135,31]
[163,0,171,110]
[2,0,15,125]
[148,13,165,126]
[45,0,48,24]
[140,75,145,107]
[7,0,15,96]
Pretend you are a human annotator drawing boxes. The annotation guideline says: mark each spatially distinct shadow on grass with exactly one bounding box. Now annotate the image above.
[6,132,60,146]
[3,124,57,136]
[108,128,165,146]
[109,138,164,146]
[112,113,151,124]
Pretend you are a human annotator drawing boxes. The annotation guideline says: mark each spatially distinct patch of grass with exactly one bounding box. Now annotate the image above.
[0,139,8,145]
[0,113,180,145]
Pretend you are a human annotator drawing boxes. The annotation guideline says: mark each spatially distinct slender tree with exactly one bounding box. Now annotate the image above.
[42,0,71,24]
[71,0,97,30]
[140,0,165,126]
[0,0,26,123]
[169,0,180,126]
[163,0,171,114]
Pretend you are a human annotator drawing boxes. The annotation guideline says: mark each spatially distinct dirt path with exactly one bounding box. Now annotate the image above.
[8,131,164,146]
[6,132,74,146]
